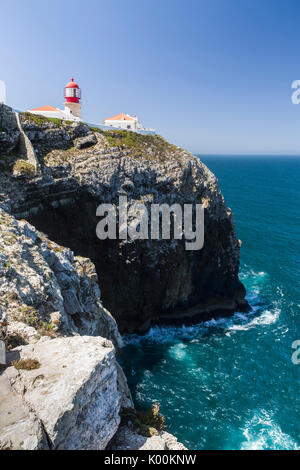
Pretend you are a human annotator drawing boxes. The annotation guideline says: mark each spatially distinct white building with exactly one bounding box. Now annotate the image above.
[27,105,81,122]
[103,113,155,133]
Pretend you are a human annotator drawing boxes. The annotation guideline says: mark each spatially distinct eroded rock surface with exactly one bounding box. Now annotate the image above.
[0,107,246,449]
[0,336,121,450]
[0,209,121,349]
[0,115,248,333]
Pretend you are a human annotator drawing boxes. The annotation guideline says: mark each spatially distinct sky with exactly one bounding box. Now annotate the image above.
[1,0,300,154]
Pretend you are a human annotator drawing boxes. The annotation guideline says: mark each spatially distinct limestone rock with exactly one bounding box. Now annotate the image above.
[0,370,49,450]
[75,133,97,149]
[0,209,122,349]
[0,122,248,333]
[1,336,122,450]
[108,426,187,450]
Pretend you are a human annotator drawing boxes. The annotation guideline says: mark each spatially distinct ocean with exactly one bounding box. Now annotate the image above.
[119,156,300,450]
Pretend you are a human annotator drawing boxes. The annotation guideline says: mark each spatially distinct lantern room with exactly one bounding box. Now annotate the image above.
[64,78,81,103]
[64,77,82,119]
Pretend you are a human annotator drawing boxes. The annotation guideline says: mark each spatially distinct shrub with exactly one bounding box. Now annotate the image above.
[21,306,40,328]
[136,403,165,431]
[12,358,40,370]
[120,403,165,437]
[38,322,56,338]
[139,425,159,437]
[13,159,35,176]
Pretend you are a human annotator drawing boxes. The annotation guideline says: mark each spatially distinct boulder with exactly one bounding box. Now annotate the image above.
[0,336,122,450]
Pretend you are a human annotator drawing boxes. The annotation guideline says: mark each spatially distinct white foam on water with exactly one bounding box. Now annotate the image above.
[227,307,281,332]
[168,343,188,361]
[123,267,282,345]
[124,303,281,346]
[241,410,299,450]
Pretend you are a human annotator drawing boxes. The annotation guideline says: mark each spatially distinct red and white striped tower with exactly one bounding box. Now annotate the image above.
[64,77,81,118]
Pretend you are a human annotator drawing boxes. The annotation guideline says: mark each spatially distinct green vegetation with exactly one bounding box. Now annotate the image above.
[87,127,178,161]
[45,239,66,253]
[40,321,54,331]
[19,306,56,337]
[38,321,56,338]
[12,159,35,176]
[20,112,63,128]
[44,147,78,165]
[12,358,40,370]
[21,112,77,129]
[120,403,165,437]
[0,216,12,227]
[21,306,40,328]
[88,126,102,133]
[3,292,18,303]
[4,233,18,245]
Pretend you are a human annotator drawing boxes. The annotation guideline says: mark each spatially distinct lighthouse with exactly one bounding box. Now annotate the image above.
[64,78,81,119]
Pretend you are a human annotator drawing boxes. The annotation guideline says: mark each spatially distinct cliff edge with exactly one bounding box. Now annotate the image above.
[0,108,248,333]
[0,105,248,449]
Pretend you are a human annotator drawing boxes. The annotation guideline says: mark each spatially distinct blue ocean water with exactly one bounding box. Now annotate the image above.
[120,156,300,450]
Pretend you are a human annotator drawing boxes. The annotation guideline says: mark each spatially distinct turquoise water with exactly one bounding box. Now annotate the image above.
[120,156,300,450]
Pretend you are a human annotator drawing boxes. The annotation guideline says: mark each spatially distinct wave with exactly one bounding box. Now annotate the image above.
[241,410,299,450]
[123,267,282,346]
[123,297,281,345]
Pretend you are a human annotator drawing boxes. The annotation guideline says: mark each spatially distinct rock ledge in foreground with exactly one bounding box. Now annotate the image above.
[0,336,121,450]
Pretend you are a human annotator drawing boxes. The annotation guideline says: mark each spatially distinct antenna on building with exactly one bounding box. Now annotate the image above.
[0,80,6,104]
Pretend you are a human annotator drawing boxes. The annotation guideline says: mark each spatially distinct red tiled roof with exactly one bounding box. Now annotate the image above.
[104,113,135,121]
[30,105,58,112]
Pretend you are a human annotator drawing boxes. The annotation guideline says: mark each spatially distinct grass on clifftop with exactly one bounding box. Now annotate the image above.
[89,127,179,161]
[20,112,73,128]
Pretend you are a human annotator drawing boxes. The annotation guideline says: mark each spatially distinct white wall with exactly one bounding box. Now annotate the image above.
[29,110,80,122]
[103,119,138,130]
[87,122,156,135]
[0,80,6,104]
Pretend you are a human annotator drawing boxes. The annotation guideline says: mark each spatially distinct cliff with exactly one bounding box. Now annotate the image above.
[0,104,247,449]
[0,109,248,334]
[0,209,182,450]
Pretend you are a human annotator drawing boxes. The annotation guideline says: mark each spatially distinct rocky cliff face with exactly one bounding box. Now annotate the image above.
[0,209,127,449]
[0,209,121,349]
[0,208,182,450]
[0,111,248,333]
[0,107,247,449]
[0,105,20,157]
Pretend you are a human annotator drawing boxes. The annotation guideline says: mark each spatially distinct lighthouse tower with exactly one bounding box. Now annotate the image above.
[64,78,81,119]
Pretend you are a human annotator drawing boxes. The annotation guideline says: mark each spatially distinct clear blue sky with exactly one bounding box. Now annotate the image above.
[1,0,300,154]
